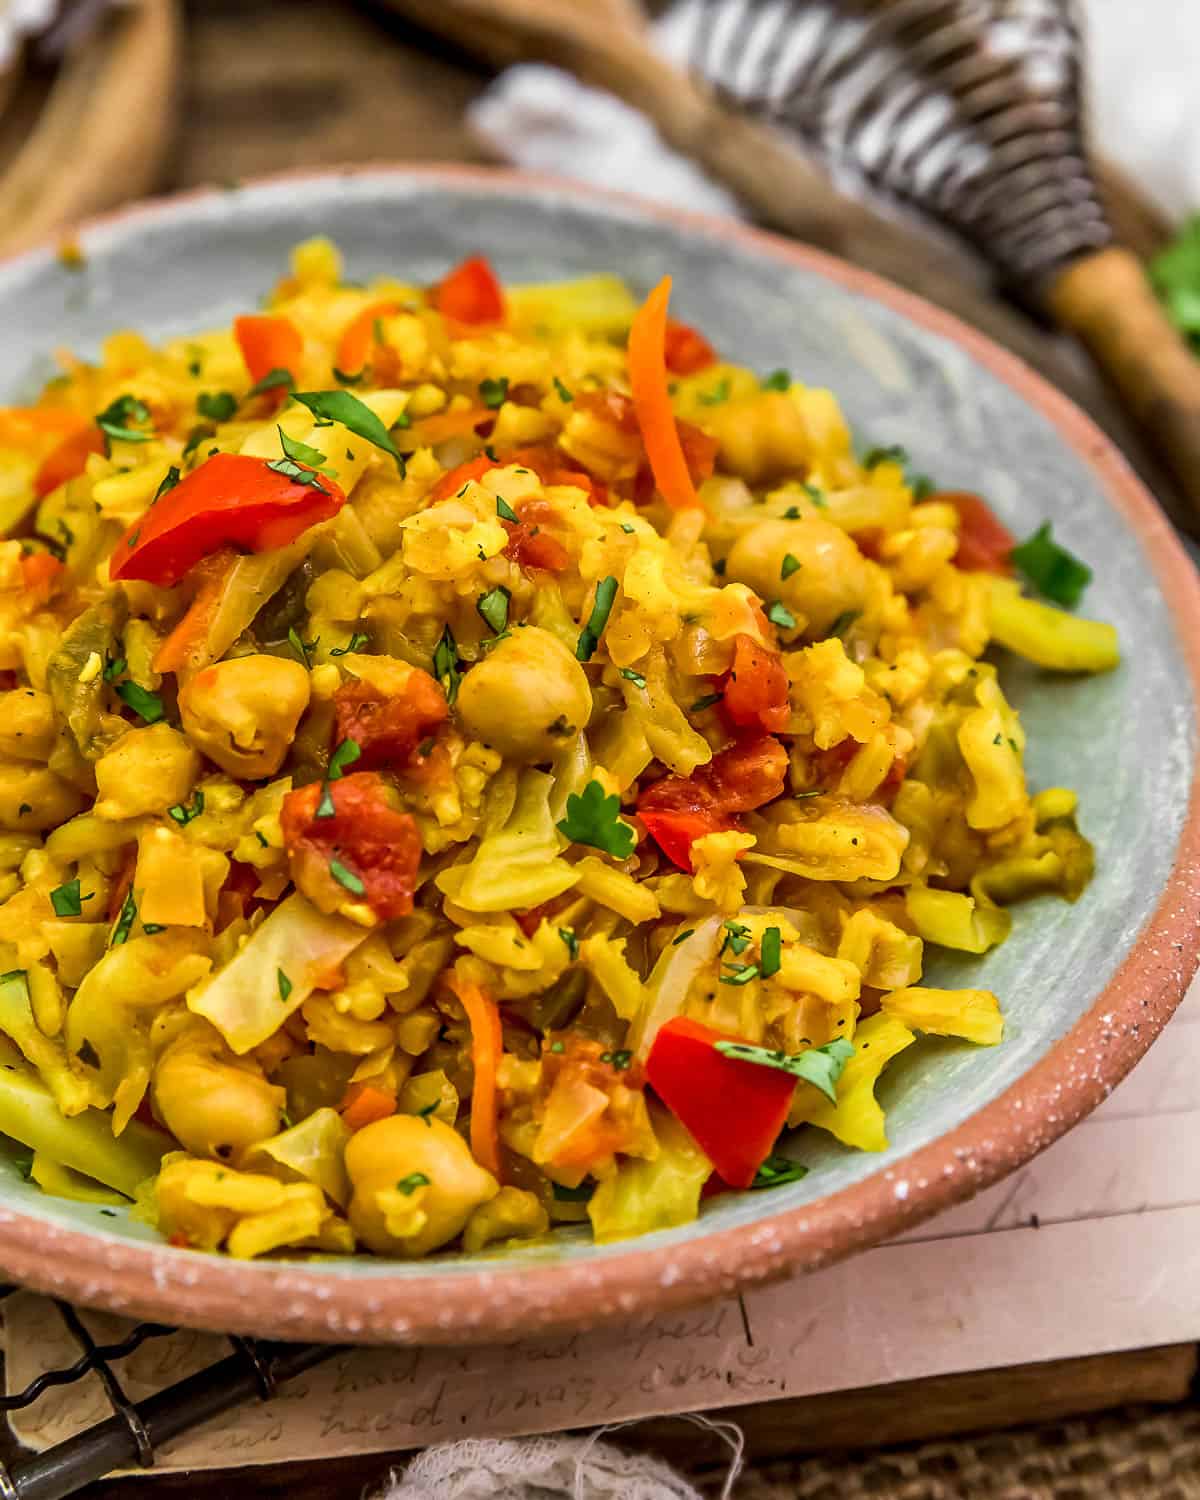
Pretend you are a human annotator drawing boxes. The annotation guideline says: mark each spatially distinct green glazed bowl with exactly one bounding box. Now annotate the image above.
[0,167,1197,1344]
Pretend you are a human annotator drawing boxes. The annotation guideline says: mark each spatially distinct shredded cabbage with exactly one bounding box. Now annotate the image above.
[588,1106,711,1243]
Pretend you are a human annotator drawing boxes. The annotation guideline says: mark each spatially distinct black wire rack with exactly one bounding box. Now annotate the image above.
[0,1287,336,1500]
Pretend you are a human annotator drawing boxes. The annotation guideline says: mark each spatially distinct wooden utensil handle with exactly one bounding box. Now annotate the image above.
[1049,247,1200,529]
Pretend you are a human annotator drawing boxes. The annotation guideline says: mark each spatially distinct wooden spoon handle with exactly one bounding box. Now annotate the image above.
[1049,247,1200,530]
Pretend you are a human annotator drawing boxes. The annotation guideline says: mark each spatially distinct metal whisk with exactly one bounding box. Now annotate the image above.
[686,0,1200,523]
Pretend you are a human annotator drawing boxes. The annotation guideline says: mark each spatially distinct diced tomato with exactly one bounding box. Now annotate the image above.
[645,1017,794,1188]
[576,389,641,434]
[663,319,717,375]
[721,634,790,735]
[280,771,423,922]
[331,668,448,772]
[33,425,105,498]
[943,492,1015,574]
[638,736,788,870]
[334,300,403,377]
[536,1034,647,1172]
[19,552,65,606]
[233,314,303,389]
[429,254,505,327]
[110,453,345,588]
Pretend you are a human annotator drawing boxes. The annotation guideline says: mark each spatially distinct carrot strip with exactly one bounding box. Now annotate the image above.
[339,1083,398,1132]
[152,549,238,675]
[628,276,701,510]
[447,972,503,1179]
[334,300,402,376]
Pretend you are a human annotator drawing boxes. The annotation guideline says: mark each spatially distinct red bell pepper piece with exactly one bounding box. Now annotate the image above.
[638,806,732,871]
[234,314,303,388]
[110,453,345,588]
[34,425,105,498]
[646,1017,795,1188]
[721,633,790,734]
[429,254,505,326]
[942,492,1015,575]
[663,318,717,375]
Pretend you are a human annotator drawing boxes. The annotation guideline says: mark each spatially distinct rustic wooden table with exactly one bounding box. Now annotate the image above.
[5,1,1197,1493]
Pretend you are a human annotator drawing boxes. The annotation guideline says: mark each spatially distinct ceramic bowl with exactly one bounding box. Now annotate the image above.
[1,167,1198,1344]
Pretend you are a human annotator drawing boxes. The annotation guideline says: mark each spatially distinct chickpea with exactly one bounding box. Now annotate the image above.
[345,1114,498,1257]
[462,1185,549,1252]
[152,1026,285,1160]
[0,690,57,761]
[455,627,591,763]
[93,724,199,821]
[0,764,84,831]
[178,655,310,778]
[726,517,870,638]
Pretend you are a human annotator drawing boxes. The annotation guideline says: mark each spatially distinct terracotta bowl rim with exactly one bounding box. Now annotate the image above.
[3,163,1200,1344]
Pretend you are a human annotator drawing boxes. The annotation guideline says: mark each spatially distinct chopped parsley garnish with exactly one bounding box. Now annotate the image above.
[496,495,518,522]
[751,1153,808,1189]
[96,394,153,446]
[266,454,328,490]
[182,425,214,458]
[761,369,792,391]
[1010,521,1092,608]
[278,426,335,476]
[329,631,369,656]
[828,609,860,638]
[862,444,908,469]
[780,553,801,580]
[168,790,205,826]
[802,482,827,508]
[715,1036,854,1104]
[556,780,637,860]
[277,968,293,1003]
[553,376,574,402]
[721,920,752,956]
[619,667,646,689]
[671,929,695,945]
[794,787,824,799]
[50,878,92,918]
[292,390,407,473]
[392,409,412,430]
[245,367,294,399]
[558,927,579,961]
[766,600,797,630]
[476,585,511,635]
[690,692,723,714]
[432,625,462,705]
[315,784,336,819]
[910,475,936,501]
[110,889,138,947]
[416,1101,438,1125]
[102,656,126,683]
[197,391,237,422]
[478,376,509,409]
[719,963,760,986]
[397,1172,430,1195]
[12,1151,33,1183]
[759,926,782,979]
[152,466,181,503]
[619,522,636,534]
[328,738,362,780]
[329,858,365,895]
[575,576,618,662]
[287,626,319,667]
[783,506,801,519]
[115,681,164,724]
[698,377,731,406]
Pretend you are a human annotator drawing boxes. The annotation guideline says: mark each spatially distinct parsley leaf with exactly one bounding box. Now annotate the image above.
[715,1037,855,1104]
[558,927,579,961]
[277,968,293,1003]
[863,444,908,469]
[110,889,138,947]
[698,377,731,406]
[265,455,329,490]
[397,1172,430,1195]
[182,424,214,458]
[328,738,361,780]
[168,790,205,827]
[478,376,509,409]
[102,656,126,683]
[197,391,237,422]
[115,681,164,724]
[476,585,511,635]
[556,780,636,860]
[50,878,92,918]
[671,929,695,945]
[245,367,295,399]
[802,481,827,509]
[766,600,796,630]
[761,369,791,391]
[575,576,618,662]
[329,631,369,657]
[721,920,752,957]
[751,1153,808,1189]
[619,667,647,689]
[553,375,574,402]
[288,626,318,667]
[1150,215,1200,350]
[329,858,365,896]
[292,390,406,473]
[1010,522,1092,608]
[828,609,860,638]
[780,552,801,580]
[315,784,336,819]
[278,426,335,476]
[690,692,722,713]
[760,926,782,979]
[152,466,181,503]
[496,496,518,523]
[432,625,461,705]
